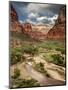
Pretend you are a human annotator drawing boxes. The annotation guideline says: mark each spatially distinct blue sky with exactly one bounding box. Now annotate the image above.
[10,1,64,25]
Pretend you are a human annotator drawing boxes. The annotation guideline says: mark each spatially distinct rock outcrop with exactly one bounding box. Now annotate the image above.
[26,30,46,41]
[22,23,32,33]
[47,6,66,40]
[10,5,23,33]
[10,5,18,21]
[21,23,47,41]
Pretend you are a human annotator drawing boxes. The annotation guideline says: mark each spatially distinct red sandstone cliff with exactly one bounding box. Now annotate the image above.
[10,5,23,33]
[10,5,18,21]
[21,23,47,40]
[47,6,66,40]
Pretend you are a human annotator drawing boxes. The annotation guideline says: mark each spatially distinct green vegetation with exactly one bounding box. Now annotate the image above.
[10,47,26,65]
[43,53,53,62]
[37,40,64,50]
[34,62,50,77]
[56,48,65,54]
[11,48,22,65]
[43,53,65,67]
[11,78,40,88]
[11,32,32,41]
[51,54,65,66]
[23,45,39,56]
[11,32,65,50]
[10,32,65,88]
[10,45,39,65]
[11,67,40,88]
[12,68,20,79]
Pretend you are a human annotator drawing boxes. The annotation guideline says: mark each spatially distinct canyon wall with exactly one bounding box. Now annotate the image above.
[47,6,66,40]
[10,5,23,33]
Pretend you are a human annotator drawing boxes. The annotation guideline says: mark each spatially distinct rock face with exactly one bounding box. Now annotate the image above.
[10,5,18,21]
[25,30,46,41]
[47,6,66,40]
[22,23,32,33]
[21,23,47,40]
[10,5,23,33]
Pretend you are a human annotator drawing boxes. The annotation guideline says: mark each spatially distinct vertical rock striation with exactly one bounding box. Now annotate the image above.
[47,6,66,40]
[10,4,23,33]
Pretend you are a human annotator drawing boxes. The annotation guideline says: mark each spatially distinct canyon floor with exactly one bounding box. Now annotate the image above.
[10,32,66,88]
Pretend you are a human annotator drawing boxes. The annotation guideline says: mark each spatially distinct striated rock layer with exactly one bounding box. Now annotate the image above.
[10,5,23,33]
[46,6,66,40]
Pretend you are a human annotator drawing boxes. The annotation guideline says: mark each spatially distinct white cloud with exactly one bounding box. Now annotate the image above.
[25,14,58,25]
[27,3,51,13]
[48,14,58,24]
[37,16,47,22]
[12,2,62,26]
[28,12,39,19]
[26,3,58,25]
[36,14,58,25]
[39,4,51,8]
[18,3,58,25]
[19,20,24,23]
[27,3,40,13]
[26,19,36,25]
[51,14,58,20]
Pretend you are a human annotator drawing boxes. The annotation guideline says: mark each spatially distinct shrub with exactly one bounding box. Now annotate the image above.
[11,52,22,65]
[10,48,25,65]
[12,68,20,79]
[56,48,65,54]
[11,78,40,88]
[23,45,39,56]
[51,54,64,66]
[43,54,53,62]
[34,63,50,77]
[35,63,44,71]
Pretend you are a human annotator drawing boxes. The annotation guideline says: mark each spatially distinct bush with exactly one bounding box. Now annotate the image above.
[23,45,39,56]
[10,48,25,65]
[12,68,20,79]
[51,54,64,66]
[35,63,44,71]
[11,78,40,88]
[11,52,22,65]
[43,54,53,62]
[34,63,50,77]
[56,48,65,54]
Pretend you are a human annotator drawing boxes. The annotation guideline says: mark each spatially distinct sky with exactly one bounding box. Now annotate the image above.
[10,1,64,25]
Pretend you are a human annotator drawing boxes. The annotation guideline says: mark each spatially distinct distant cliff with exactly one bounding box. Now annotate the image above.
[47,6,66,40]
